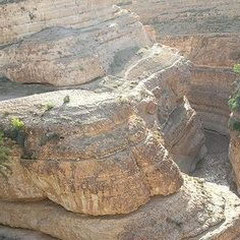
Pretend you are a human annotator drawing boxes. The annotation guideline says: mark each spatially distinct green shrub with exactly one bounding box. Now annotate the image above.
[11,117,25,130]
[234,64,240,74]
[228,118,240,132]
[63,95,70,104]
[45,103,54,111]
[228,93,240,112]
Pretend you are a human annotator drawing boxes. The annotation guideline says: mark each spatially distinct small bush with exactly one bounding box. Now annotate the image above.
[228,118,240,132]
[11,117,25,130]
[45,103,54,111]
[228,93,240,112]
[63,95,70,104]
[234,64,240,74]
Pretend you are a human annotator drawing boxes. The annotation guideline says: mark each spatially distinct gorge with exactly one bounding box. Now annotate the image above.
[0,0,240,239]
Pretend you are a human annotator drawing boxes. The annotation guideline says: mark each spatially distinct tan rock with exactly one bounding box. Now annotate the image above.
[113,0,240,133]
[0,87,183,216]
[0,3,151,86]
[0,176,240,240]
[0,225,56,240]
[0,44,207,215]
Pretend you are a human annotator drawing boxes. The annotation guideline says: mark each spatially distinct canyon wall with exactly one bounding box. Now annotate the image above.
[0,0,240,239]
[114,0,240,134]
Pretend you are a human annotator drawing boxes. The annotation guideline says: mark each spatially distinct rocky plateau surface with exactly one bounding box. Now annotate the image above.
[0,0,240,240]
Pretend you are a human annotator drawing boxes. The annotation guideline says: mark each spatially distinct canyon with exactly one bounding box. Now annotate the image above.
[0,0,240,239]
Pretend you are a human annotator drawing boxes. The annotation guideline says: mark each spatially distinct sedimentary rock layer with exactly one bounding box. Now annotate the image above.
[1,176,240,240]
[0,0,143,46]
[0,225,56,240]
[0,1,150,86]
[114,0,240,133]
[114,0,240,40]
[0,89,183,216]
[0,44,206,216]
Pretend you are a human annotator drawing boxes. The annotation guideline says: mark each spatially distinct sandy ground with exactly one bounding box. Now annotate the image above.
[192,130,237,193]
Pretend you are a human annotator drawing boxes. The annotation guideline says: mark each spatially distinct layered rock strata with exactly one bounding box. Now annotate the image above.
[0,43,206,216]
[0,225,57,240]
[113,0,240,134]
[1,176,240,240]
[0,1,150,86]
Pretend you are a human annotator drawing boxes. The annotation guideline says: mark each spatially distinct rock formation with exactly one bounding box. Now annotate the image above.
[0,42,205,215]
[0,1,150,86]
[1,175,240,240]
[113,0,240,134]
[0,0,240,240]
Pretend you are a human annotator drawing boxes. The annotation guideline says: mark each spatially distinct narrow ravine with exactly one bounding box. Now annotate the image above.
[192,130,238,194]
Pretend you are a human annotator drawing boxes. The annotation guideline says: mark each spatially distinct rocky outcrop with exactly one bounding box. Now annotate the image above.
[0,43,207,216]
[1,1,239,239]
[0,88,183,216]
[1,176,240,240]
[188,66,236,134]
[0,1,150,86]
[0,0,143,46]
[114,0,240,134]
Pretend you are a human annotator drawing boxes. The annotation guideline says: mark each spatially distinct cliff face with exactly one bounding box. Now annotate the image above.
[0,1,151,86]
[114,0,240,134]
[0,1,240,239]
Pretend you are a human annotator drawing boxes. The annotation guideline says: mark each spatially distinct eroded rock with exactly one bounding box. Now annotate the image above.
[0,43,207,215]
[0,176,240,240]
[0,2,150,86]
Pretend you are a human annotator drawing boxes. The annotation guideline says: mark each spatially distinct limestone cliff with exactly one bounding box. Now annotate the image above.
[0,1,240,240]
[114,0,240,134]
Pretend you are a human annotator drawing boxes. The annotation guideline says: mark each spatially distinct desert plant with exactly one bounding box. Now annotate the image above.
[228,118,240,132]
[45,103,55,111]
[228,64,240,112]
[63,95,70,104]
[11,117,25,130]
[234,64,240,74]
[228,93,240,112]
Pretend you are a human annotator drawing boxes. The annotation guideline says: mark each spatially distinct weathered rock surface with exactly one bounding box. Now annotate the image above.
[188,65,236,134]
[0,43,205,215]
[0,1,150,86]
[114,0,240,133]
[0,0,143,46]
[1,176,240,240]
[0,225,56,240]
[0,89,183,216]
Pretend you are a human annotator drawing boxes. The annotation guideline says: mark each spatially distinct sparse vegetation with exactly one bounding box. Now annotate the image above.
[228,93,240,112]
[11,117,25,130]
[228,118,240,132]
[45,103,55,111]
[234,64,240,74]
[63,95,70,104]
[228,64,240,112]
